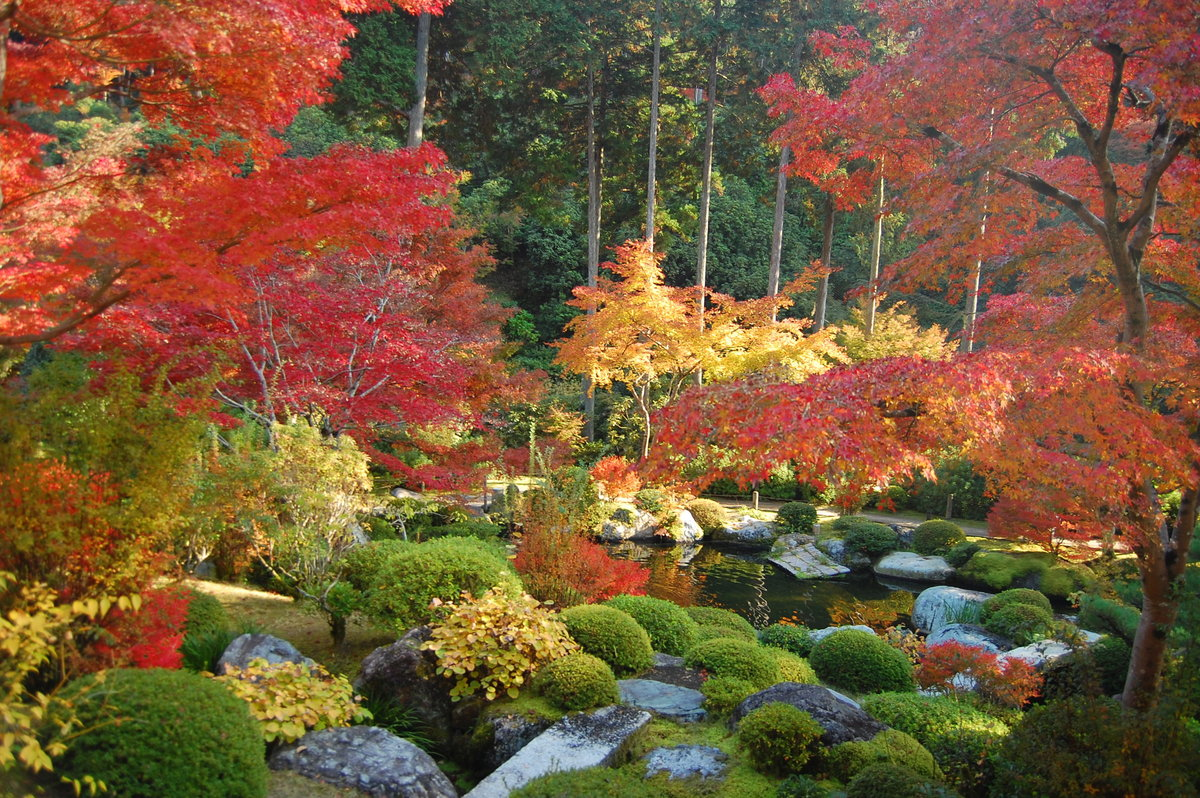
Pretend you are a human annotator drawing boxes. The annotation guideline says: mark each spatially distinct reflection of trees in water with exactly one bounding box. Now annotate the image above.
[609,542,704,606]
[698,550,772,628]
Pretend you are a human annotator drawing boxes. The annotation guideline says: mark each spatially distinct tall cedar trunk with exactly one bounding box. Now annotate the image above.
[583,61,602,440]
[636,382,652,460]
[645,0,661,247]
[960,211,985,353]
[767,145,789,321]
[814,196,835,331]
[694,0,721,384]
[407,12,431,148]
[864,172,884,337]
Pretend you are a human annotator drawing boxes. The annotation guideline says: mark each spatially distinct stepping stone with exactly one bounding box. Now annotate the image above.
[768,534,850,579]
[644,745,727,781]
[463,705,651,798]
[619,679,706,723]
[874,551,954,582]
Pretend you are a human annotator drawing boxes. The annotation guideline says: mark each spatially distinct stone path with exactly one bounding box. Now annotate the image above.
[618,678,706,723]
[768,534,850,579]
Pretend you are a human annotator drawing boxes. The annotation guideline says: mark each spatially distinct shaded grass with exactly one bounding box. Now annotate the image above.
[268,771,370,798]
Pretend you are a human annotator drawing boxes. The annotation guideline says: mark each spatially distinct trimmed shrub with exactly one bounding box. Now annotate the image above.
[560,604,654,676]
[701,675,758,715]
[184,591,229,639]
[696,622,758,643]
[760,623,814,657]
[686,606,757,638]
[762,647,818,684]
[912,521,966,556]
[980,588,1052,621]
[634,488,668,514]
[776,502,818,535]
[685,638,777,689]
[957,551,1049,591]
[1077,594,1141,644]
[535,652,619,711]
[829,515,874,533]
[341,539,412,591]
[365,537,522,630]
[843,523,900,559]
[845,763,957,798]
[1041,636,1133,701]
[57,668,267,798]
[738,702,824,774]
[826,729,940,782]
[686,498,729,533]
[983,603,1053,646]
[426,520,503,541]
[944,541,981,568]
[990,695,1200,798]
[809,629,915,694]
[603,594,699,656]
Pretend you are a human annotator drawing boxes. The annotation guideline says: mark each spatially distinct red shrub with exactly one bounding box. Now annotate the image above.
[91,585,191,671]
[513,529,649,607]
[589,456,642,498]
[916,640,1041,708]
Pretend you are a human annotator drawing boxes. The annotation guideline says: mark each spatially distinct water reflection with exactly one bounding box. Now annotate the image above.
[606,541,898,629]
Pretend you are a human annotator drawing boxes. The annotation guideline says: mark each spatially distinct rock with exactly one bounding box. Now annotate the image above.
[643,745,727,781]
[731,683,885,745]
[808,625,876,644]
[925,623,1009,655]
[354,628,457,746]
[912,586,994,634]
[599,508,661,543]
[890,524,918,548]
[348,521,371,546]
[639,654,705,690]
[269,726,456,798]
[463,706,651,798]
[618,679,706,723]
[818,537,848,562]
[391,487,424,501]
[874,552,954,582]
[708,516,775,548]
[478,713,554,773]
[674,511,704,544]
[998,639,1074,670]
[217,633,314,674]
[769,534,851,579]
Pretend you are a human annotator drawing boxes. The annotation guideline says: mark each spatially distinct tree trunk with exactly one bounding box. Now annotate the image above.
[636,382,653,460]
[767,145,790,321]
[814,196,835,331]
[583,61,602,440]
[407,11,431,148]
[864,172,884,337]
[694,0,722,384]
[645,0,661,248]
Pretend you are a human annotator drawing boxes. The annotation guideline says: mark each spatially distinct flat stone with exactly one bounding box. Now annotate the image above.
[217,633,314,674]
[643,745,727,781]
[874,552,954,582]
[619,679,706,723]
[769,534,851,579]
[998,639,1074,670]
[731,683,884,745]
[912,586,994,634]
[463,705,651,798]
[926,623,1009,655]
[808,625,876,644]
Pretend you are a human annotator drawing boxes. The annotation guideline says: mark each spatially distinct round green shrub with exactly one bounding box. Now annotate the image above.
[686,498,729,533]
[341,539,412,590]
[809,629,915,694]
[846,763,956,798]
[826,729,940,782]
[685,606,757,638]
[685,638,777,689]
[912,521,966,556]
[843,523,900,559]
[1041,635,1132,701]
[776,502,818,535]
[761,646,818,684]
[760,623,814,657]
[738,702,824,774]
[634,488,667,514]
[365,537,522,630]
[944,541,981,568]
[829,515,874,532]
[560,604,654,676]
[1077,594,1141,644]
[980,588,1052,621]
[700,675,757,715]
[1039,563,1097,599]
[982,603,1053,646]
[426,520,503,541]
[957,551,1049,591]
[184,591,229,639]
[512,766,657,798]
[536,652,619,711]
[695,622,758,643]
[778,774,828,798]
[57,668,267,798]
[604,594,700,656]
[990,696,1200,798]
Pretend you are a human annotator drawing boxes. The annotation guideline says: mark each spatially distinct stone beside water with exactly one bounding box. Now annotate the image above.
[768,534,851,579]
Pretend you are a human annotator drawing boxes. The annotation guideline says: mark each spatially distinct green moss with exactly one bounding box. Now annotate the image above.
[1039,563,1098,599]
[957,551,1050,591]
[809,630,915,694]
[511,767,657,798]
[560,604,655,676]
[604,594,700,656]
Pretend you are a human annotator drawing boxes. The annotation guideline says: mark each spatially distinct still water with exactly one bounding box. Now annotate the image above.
[605,540,902,629]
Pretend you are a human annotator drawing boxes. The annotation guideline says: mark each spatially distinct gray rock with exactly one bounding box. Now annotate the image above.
[643,745,727,781]
[874,552,954,582]
[818,537,848,563]
[808,625,876,644]
[217,633,314,674]
[708,516,774,547]
[998,639,1075,670]
[391,487,425,501]
[619,679,706,723]
[354,628,457,746]
[269,726,456,798]
[912,586,994,634]
[925,623,1009,655]
[479,713,554,772]
[674,510,704,544]
[464,705,651,798]
[599,507,661,543]
[769,534,850,579]
[731,683,885,745]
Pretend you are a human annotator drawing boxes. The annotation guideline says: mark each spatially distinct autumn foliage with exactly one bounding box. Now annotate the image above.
[916,641,1042,709]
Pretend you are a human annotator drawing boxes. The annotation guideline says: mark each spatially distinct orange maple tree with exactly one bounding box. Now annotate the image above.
[654,0,1199,710]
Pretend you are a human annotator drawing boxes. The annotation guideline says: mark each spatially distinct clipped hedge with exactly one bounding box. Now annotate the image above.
[982,603,1053,646]
[826,729,940,782]
[685,606,757,638]
[912,521,966,556]
[776,502,818,535]
[980,588,1052,621]
[738,702,824,774]
[759,623,814,657]
[809,629,915,694]
[845,763,957,798]
[686,498,729,533]
[843,523,900,559]
[559,604,654,676]
[535,652,619,711]
[1077,594,1141,644]
[604,594,699,656]
[684,638,777,689]
[700,675,758,715]
[761,646,818,685]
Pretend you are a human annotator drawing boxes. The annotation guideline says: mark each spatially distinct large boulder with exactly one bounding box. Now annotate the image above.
[354,627,457,745]
[730,683,886,745]
[270,726,456,798]
[998,639,1075,670]
[874,552,954,583]
[673,510,704,544]
[599,507,661,542]
[912,586,994,634]
[925,623,1010,655]
[476,713,554,773]
[217,633,314,674]
[707,516,775,548]
[619,679,706,723]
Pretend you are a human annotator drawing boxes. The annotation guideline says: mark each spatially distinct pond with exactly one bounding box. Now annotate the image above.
[605,540,914,629]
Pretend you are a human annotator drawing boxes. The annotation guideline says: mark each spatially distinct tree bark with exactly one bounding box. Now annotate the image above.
[864,172,884,337]
[407,12,431,148]
[814,196,835,331]
[645,0,661,248]
[694,0,722,384]
[767,145,789,321]
[583,61,602,440]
